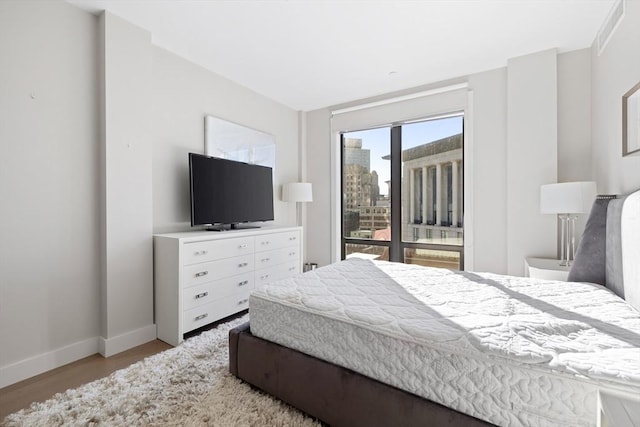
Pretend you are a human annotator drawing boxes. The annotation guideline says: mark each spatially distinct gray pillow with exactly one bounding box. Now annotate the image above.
[567,197,613,285]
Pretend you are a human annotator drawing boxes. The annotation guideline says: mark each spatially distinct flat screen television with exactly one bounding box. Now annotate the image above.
[189,152,274,230]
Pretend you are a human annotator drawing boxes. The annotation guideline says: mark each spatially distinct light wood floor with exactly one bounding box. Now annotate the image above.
[0,340,172,420]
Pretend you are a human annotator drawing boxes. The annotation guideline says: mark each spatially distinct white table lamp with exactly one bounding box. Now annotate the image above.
[283,183,313,203]
[283,182,313,226]
[540,181,597,266]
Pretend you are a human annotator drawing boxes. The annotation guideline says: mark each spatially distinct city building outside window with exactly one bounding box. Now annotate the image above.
[341,115,463,269]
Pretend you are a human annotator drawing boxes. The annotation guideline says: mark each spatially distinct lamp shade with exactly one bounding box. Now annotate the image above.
[540,181,597,214]
[283,182,313,202]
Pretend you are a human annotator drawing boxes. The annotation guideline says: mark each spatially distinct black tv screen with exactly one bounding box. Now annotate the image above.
[189,153,274,227]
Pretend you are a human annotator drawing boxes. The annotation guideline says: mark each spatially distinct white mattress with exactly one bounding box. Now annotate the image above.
[250,258,640,427]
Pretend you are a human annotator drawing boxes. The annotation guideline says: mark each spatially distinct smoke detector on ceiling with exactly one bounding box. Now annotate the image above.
[597,0,625,56]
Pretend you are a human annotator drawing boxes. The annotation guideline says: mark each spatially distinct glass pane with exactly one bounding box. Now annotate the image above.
[401,116,463,246]
[342,128,391,241]
[345,243,389,261]
[404,248,460,269]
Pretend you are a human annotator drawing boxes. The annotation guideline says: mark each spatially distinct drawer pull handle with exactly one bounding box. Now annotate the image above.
[289,252,295,256]
[194,313,208,321]
[261,258,270,262]
[238,280,249,287]
[289,267,296,271]
[195,292,208,299]
[195,271,208,278]
[261,241,270,245]
[195,250,208,256]
[289,237,296,240]
[238,262,249,268]
[237,299,249,305]
[238,244,248,249]
[261,274,269,280]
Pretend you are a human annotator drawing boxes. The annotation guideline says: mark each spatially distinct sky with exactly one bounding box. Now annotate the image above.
[344,116,463,195]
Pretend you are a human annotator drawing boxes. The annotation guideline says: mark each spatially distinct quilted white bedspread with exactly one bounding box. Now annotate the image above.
[250,258,640,426]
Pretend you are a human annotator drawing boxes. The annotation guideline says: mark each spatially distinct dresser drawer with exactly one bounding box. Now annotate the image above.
[183,254,253,288]
[279,230,301,248]
[183,291,251,333]
[255,260,300,287]
[183,237,254,266]
[255,230,300,252]
[182,272,254,311]
[254,246,300,270]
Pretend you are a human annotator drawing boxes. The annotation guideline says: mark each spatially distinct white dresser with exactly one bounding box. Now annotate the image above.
[154,226,302,346]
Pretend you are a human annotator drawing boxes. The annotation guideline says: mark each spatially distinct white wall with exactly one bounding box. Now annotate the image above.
[151,46,299,234]
[0,1,299,387]
[558,49,592,183]
[591,0,640,194]
[305,108,332,266]
[467,68,508,274]
[506,49,558,275]
[99,12,156,356]
[0,1,101,385]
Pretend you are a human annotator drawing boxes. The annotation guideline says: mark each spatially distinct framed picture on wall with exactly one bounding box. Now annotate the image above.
[623,80,640,156]
[204,115,276,172]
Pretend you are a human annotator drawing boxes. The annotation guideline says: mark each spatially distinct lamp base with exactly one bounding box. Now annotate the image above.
[558,214,577,267]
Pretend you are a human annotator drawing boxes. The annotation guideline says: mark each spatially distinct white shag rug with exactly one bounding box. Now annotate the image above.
[2,315,322,427]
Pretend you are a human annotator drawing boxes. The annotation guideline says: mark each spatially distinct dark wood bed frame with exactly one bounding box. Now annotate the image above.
[229,322,494,427]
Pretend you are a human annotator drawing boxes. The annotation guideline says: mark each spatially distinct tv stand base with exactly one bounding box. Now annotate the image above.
[206,224,261,232]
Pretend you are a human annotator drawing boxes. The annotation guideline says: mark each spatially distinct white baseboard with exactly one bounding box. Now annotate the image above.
[98,324,157,357]
[0,324,157,389]
[0,337,99,389]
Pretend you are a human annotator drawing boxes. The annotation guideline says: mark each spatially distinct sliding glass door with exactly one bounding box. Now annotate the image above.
[341,127,391,261]
[341,114,464,268]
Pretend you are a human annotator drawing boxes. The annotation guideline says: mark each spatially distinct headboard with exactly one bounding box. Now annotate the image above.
[620,190,639,311]
[570,188,639,311]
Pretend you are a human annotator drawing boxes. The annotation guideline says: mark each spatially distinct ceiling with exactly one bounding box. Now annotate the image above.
[68,0,615,112]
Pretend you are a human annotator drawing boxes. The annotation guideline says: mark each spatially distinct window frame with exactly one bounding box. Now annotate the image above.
[340,117,465,267]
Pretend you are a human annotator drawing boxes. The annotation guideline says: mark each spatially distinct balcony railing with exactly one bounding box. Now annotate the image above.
[409,223,463,245]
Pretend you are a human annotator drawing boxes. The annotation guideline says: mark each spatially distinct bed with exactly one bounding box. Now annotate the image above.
[229,191,640,426]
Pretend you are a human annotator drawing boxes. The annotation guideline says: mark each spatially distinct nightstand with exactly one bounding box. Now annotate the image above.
[524,257,570,281]
[598,390,640,427]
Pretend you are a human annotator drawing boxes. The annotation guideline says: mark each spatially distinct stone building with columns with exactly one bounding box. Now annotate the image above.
[402,133,463,244]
